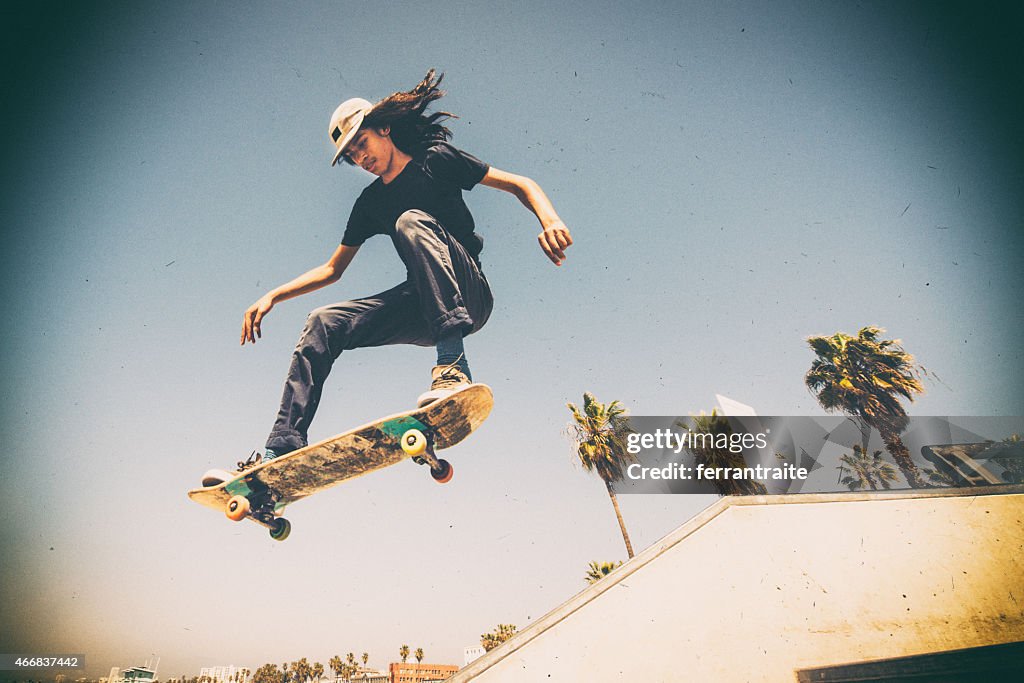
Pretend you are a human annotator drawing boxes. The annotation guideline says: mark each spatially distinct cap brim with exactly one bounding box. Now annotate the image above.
[330,111,366,167]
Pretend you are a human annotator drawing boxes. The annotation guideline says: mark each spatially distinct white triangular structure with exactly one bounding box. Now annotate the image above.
[715,393,757,416]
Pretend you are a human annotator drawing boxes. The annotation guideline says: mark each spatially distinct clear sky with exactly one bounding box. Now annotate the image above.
[2,0,1022,678]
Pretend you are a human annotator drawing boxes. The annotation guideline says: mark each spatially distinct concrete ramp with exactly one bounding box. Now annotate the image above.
[452,487,1024,682]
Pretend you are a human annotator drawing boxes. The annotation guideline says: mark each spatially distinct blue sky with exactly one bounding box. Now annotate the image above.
[1,0,1022,677]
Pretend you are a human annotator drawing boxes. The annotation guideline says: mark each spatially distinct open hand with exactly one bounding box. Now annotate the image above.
[241,295,274,345]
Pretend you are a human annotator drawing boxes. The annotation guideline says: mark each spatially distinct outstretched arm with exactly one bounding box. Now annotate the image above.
[240,244,359,345]
[480,167,573,266]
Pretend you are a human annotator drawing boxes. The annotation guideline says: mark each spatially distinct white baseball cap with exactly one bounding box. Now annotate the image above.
[328,97,373,166]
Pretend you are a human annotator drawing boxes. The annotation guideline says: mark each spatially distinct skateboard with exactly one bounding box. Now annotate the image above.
[187,384,493,541]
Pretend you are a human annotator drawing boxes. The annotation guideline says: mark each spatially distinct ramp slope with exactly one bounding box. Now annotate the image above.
[453,487,1024,682]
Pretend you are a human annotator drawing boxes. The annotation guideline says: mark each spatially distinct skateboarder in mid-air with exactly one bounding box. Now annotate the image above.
[237,69,572,466]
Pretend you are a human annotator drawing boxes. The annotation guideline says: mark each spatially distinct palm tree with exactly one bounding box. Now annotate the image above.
[675,410,768,495]
[837,445,899,491]
[584,560,623,584]
[806,326,927,487]
[399,645,410,664]
[567,392,638,558]
[311,663,323,683]
[290,659,312,683]
[360,654,368,670]
[328,657,343,683]
[480,623,518,652]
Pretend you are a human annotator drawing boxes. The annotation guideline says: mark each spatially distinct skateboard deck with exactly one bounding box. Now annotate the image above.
[188,383,493,540]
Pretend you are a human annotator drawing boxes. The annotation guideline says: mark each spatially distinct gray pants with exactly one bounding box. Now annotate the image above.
[266,210,493,454]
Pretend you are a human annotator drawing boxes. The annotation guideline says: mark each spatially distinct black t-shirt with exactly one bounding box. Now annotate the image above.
[342,142,490,260]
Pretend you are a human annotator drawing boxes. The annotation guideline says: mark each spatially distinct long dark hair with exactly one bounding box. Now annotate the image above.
[364,69,456,155]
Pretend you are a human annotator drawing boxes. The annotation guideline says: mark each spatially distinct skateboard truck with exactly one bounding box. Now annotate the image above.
[399,428,454,484]
[224,481,291,541]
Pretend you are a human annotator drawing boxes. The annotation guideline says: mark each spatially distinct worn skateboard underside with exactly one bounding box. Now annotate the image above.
[188,384,492,513]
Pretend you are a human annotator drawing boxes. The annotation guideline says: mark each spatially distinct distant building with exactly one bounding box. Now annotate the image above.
[922,441,1023,485]
[462,648,484,667]
[122,666,156,683]
[388,662,459,683]
[105,658,159,683]
[199,666,247,683]
[348,670,388,683]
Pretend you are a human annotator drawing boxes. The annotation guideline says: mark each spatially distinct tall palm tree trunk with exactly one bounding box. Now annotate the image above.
[605,480,634,559]
[880,428,926,488]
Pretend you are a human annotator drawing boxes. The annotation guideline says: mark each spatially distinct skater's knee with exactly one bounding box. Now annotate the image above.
[394,210,438,242]
[306,305,335,329]
[298,305,347,348]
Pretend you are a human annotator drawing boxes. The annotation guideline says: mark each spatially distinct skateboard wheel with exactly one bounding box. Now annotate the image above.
[226,495,250,521]
[431,458,454,484]
[269,517,291,541]
[400,428,428,457]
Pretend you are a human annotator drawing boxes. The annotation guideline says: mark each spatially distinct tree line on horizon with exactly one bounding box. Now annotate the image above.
[204,644,442,683]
